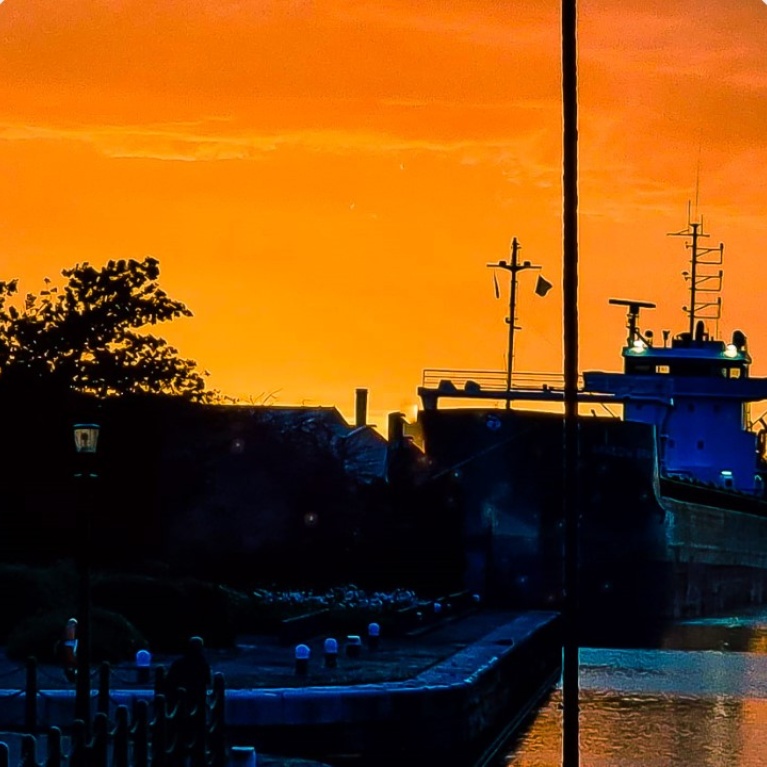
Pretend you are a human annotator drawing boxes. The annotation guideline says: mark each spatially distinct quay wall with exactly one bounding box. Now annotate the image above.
[0,612,561,766]
[226,611,562,763]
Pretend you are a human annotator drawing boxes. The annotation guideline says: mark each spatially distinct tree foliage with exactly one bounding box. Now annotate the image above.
[0,257,210,399]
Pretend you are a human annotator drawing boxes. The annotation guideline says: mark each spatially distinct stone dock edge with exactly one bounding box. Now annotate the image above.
[0,611,562,765]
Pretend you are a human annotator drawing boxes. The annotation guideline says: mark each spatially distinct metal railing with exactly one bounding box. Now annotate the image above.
[421,369,583,392]
[0,658,225,767]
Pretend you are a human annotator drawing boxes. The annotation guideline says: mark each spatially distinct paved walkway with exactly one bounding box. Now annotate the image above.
[1,609,523,692]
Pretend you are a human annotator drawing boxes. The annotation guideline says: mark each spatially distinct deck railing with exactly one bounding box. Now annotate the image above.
[421,369,582,392]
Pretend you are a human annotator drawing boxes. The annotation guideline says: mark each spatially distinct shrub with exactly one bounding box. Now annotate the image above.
[5,607,147,664]
[217,585,253,632]
[0,563,78,642]
[92,575,190,652]
[92,574,239,651]
[176,578,238,647]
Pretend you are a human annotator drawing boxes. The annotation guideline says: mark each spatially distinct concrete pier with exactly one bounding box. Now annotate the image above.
[0,610,561,765]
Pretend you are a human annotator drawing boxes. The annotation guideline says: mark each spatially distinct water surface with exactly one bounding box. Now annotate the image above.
[505,609,767,767]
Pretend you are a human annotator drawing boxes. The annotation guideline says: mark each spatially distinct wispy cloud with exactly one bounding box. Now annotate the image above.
[0,119,558,173]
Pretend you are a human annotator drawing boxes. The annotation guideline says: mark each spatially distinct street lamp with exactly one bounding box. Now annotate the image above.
[73,424,100,460]
[73,422,100,729]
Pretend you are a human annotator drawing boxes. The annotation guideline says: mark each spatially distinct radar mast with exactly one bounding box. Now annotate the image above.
[668,210,724,338]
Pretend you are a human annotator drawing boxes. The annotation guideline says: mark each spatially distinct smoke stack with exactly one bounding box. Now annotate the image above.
[355,388,368,427]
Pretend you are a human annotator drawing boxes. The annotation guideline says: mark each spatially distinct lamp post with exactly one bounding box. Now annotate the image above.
[561,0,580,764]
[73,423,100,729]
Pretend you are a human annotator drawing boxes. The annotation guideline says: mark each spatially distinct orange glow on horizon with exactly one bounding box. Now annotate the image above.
[1,1,767,429]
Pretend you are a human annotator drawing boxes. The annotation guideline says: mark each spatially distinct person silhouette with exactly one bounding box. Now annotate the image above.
[164,636,211,710]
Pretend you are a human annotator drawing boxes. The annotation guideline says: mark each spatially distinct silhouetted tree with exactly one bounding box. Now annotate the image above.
[0,257,210,399]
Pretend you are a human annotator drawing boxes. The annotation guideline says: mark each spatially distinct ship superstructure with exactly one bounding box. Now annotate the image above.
[584,219,767,495]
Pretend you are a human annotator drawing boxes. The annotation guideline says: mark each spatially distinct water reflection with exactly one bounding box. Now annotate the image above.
[506,690,764,767]
[505,610,767,767]
[662,613,767,654]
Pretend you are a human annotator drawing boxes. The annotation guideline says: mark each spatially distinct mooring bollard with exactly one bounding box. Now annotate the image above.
[323,638,338,668]
[367,622,380,651]
[135,650,152,685]
[294,644,310,676]
[229,746,257,767]
[345,635,362,659]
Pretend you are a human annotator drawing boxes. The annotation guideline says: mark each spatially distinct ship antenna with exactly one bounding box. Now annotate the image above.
[694,144,702,221]
[487,238,543,409]
[668,211,724,338]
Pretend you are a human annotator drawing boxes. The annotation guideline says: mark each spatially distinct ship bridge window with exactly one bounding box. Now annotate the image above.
[728,367,742,379]
[626,359,654,375]
[670,362,727,377]
[657,365,670,374]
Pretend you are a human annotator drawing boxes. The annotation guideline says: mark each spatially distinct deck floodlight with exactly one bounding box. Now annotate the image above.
[73,424,100,454]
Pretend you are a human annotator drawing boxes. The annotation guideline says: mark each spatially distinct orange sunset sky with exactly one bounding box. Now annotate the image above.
[1,0,767,429]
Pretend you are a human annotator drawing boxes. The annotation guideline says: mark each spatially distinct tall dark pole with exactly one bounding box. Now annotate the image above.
[73,423,100,734]
[74,477,92,731]
[562,0,580,765]
[505,238,520,410]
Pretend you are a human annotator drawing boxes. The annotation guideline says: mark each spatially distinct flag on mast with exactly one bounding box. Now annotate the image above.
[535,275,553,297]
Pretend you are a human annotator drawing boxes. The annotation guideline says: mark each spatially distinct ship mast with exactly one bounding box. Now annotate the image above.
[669,213,724,338]
[487,238,542,409]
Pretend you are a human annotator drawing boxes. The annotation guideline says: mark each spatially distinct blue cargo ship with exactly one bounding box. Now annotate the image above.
[415,219,767,643]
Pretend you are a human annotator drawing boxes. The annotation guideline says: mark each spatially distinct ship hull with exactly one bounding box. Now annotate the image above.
[417,408,767,646]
